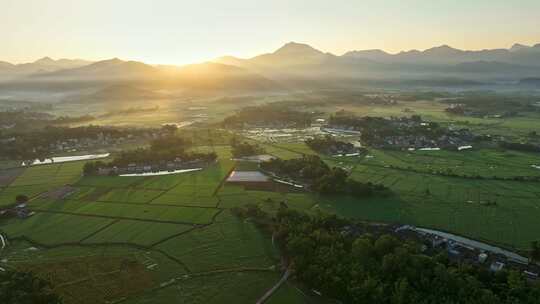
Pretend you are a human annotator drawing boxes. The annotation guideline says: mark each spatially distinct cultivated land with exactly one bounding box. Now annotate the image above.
[1,95,540,302]
[0,147,311,303]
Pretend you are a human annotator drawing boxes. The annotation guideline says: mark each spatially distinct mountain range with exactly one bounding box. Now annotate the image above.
[1,42,540,98]
[0,57,92,77]
[215,42,540,76]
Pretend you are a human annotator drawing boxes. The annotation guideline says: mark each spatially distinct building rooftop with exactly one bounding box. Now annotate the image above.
[227,171,270,183]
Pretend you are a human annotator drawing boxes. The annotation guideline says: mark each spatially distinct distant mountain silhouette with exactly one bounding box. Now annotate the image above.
[166,62,279,92]
[0,57,92,77]
[2,41,540,95]
[213,42,540,83]
[344,43,540,66]
[216,42,337,69]
[519,77,540,87]
[72,84,165,104]
[30,58,160,80]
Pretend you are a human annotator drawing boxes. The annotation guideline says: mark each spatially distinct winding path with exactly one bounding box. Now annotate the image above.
[256,268,291,304]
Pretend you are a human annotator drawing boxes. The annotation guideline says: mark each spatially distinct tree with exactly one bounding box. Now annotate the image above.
[15,194,29,204]
[161,124,178,134]
[531,241,540,262]
[0,270,62,304]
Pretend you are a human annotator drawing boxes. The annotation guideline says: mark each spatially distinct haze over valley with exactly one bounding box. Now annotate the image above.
[2,1,540,304]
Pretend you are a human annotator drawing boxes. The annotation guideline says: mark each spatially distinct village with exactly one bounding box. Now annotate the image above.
[340,222,540,283]
[326,114,478,151]
[93,157,214,176]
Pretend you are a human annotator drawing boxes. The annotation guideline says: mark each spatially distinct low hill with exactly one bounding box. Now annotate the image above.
[30,58,160,81]
[72,84,165,104]
[0,57,92,77]
[167,62,279,92]
[519,77,540,87]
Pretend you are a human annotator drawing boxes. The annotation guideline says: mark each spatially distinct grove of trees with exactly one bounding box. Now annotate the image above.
[236,206,540,304]
[261,155,388,197]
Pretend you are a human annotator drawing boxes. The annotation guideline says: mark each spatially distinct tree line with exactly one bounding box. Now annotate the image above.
[260,155,388,197]
[83,136,217,174]
[230,137,265,158]
[233,205,540,304]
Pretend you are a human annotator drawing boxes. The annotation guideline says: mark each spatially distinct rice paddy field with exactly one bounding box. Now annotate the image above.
[1,126,540,302]
[0,150,311,303]
[268,143,540,249]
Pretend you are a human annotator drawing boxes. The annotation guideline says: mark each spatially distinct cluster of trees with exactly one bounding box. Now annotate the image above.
[441,94,540,115]
[532,242,540,263]
[0,270,62,303]
[0,110,96,131]
[328,113,448,144]
[222,105,314,128]
[261,155,387,197]
[306,135,364,155]
[230,138,265,158]
[0,111,54,129]
[240,206,540,304]
[381,164,540,183]
[0,125,153,162]
[111,136,217,167]
[51,115,95,124]
[500,141,540,153]
[83,136,217,174]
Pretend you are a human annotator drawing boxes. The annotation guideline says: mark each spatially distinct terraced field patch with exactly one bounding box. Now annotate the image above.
[97,188,164,204]
[31,200,220,224]
[156,211,276,273]
[82,220,193,246]
[1,213,113,244]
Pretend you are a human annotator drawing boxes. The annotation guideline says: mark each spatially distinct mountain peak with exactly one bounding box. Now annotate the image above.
[510,43,529,52]
[274,42,323,55]
[343,49,391,60]
[93,58,124,66]
[34,56,56,64]
[425,45,461,54]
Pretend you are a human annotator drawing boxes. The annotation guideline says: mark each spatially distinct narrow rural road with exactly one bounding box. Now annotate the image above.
[255,268,291,304]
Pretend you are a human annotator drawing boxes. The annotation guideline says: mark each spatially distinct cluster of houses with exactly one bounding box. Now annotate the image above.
[96,158,214,176]
[339,222,539,282]
[395,225,539,281]
[327,116,477,151]
[445,104,519,119]
[0,203,34,220]
[240,127,326,144]
[375,131,474,151]
[48,131,162,153]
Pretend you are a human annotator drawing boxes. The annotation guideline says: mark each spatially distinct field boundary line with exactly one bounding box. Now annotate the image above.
[92,199,222,210]
[111,266,275,304]
[149,226,201,248]
[79,219,120,243]
[31,209,205,226]
[4,236,192,273]
[212,163,236,197]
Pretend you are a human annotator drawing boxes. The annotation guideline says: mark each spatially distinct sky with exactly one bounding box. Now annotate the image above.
[2,0,540,65]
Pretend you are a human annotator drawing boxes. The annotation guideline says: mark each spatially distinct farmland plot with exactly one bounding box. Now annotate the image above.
[1,213,113,244]
[83,220,193,246]
[156,211,277,273]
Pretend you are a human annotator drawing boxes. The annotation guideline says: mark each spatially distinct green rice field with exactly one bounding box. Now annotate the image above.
[1,136,540,303]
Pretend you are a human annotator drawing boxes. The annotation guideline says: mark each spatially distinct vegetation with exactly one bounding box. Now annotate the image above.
[223,105,314,128]
[83,136,217,174]
[239,206,540,304]
[441,93,540,116]
[230,137,265,158]
[0,270,62,304]
[0,125,155,163]
[261,155,388,197]
[306,135,364,155]
[500,141,540,153]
